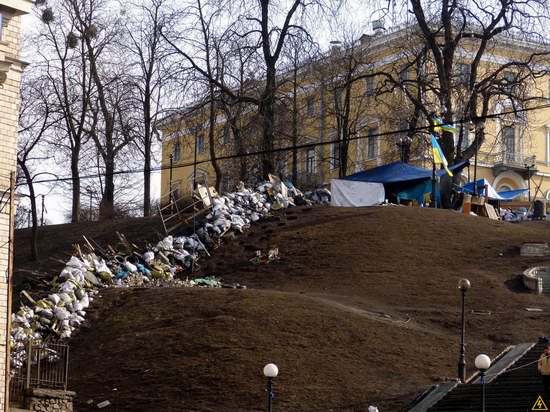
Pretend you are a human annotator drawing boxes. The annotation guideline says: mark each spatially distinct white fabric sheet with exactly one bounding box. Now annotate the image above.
[330,179,385,207]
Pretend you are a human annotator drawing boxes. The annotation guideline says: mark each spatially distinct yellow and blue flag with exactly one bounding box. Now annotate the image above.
[431,134,453,177]
[433,115,457,133]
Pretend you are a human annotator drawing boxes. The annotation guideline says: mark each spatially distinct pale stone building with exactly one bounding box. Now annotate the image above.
[0,0,32,410]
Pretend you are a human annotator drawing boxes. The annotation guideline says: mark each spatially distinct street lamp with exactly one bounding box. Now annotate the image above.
[475,354,491,412]
[458,278,471,382]
[524,161,535,202]
[85,186,94,221]
[263,363,278,412]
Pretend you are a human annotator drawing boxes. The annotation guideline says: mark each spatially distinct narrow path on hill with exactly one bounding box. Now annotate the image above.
[264,290,457,336]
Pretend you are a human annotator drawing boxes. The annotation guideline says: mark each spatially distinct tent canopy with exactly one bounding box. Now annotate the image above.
[333,161,468,206]
[342,161,468,184]
[456,178,528,201]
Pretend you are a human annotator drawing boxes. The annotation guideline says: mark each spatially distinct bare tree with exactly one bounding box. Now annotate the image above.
[123,0,169,216]
[17,75,59,260]
[34,0,94,222]
[161,0,330,179]
[63,0,136,219]
[392,0,550,203]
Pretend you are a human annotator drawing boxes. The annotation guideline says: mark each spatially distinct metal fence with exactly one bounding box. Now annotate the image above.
[10,337,69,403]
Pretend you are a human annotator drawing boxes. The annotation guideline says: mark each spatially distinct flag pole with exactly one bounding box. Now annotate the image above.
[431,161,436,208]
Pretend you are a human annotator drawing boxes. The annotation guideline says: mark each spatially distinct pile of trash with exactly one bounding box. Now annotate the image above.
[10,178,324,368]
[501,207,528,222]
[304,188,331,204]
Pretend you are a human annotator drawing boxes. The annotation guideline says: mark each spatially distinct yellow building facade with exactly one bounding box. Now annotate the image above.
[159,24,550,204]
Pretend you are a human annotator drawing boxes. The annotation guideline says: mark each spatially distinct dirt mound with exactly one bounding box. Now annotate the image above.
[13,206,550,411]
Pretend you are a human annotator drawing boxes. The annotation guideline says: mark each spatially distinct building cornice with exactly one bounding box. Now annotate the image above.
[0,0,33,16]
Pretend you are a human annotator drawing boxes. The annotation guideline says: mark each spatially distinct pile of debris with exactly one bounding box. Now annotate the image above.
[10,179,321,368]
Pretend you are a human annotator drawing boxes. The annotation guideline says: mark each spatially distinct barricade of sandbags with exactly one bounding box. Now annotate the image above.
[10,179,322,368]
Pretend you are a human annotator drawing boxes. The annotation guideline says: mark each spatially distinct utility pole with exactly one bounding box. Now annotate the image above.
[5,171,16,408]
[40,194,45,226]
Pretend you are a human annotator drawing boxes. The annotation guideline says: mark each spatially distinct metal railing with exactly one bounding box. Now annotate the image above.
[477,151,536,168]
[10,337,69,403]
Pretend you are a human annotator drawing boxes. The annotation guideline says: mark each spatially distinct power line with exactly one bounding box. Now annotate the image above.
[15,100,550,187]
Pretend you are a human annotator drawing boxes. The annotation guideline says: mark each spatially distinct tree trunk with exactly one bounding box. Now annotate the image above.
[18,160,38,260]
[143,86,152,217]
[70,148,81,222]
[100,158,115,219]
[260,63,276,180]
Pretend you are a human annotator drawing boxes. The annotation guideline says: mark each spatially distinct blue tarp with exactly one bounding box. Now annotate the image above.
[456,178,528,200]
[342,161,468,183]
[341,161,469,206]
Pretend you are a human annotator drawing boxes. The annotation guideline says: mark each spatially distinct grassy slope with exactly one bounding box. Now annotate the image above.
[13,206,550,411]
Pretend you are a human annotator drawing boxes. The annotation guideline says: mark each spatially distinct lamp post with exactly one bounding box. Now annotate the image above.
[263,363,278,412]
[458,278,470,383]
[475,354,491,412]
[525,162,535,201]
[85,186,94,221]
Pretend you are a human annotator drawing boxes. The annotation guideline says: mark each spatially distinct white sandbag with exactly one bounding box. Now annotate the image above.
[123,261,138,273]
[54,307,69,321]
[142,251,155,262]
[67,256,83,269]
[48,294,61,305]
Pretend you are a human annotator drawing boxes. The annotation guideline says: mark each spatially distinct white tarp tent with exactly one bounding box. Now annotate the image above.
[331,179,385,207]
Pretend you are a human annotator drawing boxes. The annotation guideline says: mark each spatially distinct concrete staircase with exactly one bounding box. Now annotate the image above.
[410,342,549,411]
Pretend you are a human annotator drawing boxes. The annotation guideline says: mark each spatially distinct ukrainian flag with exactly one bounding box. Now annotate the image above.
[433,115,458,133]
[431,134,453,177]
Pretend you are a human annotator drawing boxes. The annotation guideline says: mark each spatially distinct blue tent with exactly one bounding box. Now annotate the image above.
[342,161,468,205]
[343,161,468,184]
[456,178,528,200]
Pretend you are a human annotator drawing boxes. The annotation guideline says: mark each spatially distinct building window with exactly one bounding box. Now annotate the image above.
[366,127,377,159]
[173,141,181,161]
[456,63,470,85]
[306,96,315,116]
[222,125,230,145]
[197,134,205,154]
[365,75,375,97]
[331,141,340,170]
[455,124,471,152]
[170,180,181,200]
[356,131,365,170]
[503,125,515,162]
[503,71,516,93]
[305,149,316,174]
[400,65,409,82]
[333,88,342,107]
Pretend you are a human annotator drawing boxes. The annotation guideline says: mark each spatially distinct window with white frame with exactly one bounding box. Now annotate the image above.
[365,75,375,97]
[454,123,471,152]
[170,180,182,200]
[356,130,365,169]
[197,134,205,153]
[222,125,230,145]
[331,141,341,170]
[503,71,516,93]
[366,127,377,159]
[547,126,550,163]
[173,141,181,161]
[502,125,515,161]
[305,149,316,174]
[306,96,315,116]
[455,63,470,86]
